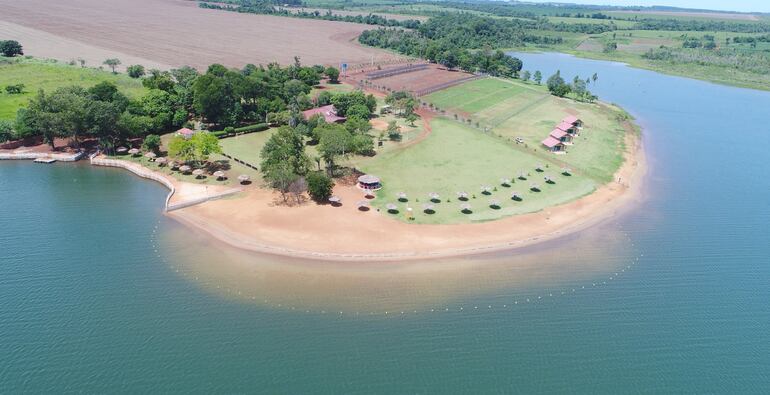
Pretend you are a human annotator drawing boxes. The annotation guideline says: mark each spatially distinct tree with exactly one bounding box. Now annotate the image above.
[141,134,161,153]
[0,120,14,142]
[5,84,24,94]
[263,162,299,202]
[346,103,371,120]
[126,65,145,79]
[325,66,340,83]
[0,40,23,57]
[77,58,86,68]
[406,113,418,127]
[386,120,401,141]
[533,70,543,85]
[592,73,598,83]
[521,71,531,82]
[603,42,617,53]
[103,58,122,73]
[190,132,221,164]
[306,171,334,201]
[168,135,196,162]
[385,91,416,116]
[317,123,352,176]
[546,71,571,98]
[260,125,310,177]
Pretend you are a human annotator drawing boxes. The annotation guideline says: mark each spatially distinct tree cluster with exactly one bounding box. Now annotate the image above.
[0,40,23,57]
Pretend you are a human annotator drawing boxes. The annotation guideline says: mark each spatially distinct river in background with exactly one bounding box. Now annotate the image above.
[1,53,769,392]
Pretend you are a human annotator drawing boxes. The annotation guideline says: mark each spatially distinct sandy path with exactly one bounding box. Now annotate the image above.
[0,0,388,70]
[169,128,646,262]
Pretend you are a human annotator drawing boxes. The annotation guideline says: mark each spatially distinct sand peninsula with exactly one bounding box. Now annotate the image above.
[166,128,643,262]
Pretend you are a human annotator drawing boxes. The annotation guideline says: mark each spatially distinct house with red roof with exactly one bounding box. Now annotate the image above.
[542,136,566,153]
[302,105,346,124]
[562,115,583,128]
[549,128,573,144]
[555,121,578,135]
[175,127,195,139]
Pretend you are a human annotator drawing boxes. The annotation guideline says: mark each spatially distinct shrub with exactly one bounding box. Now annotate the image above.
[141,134,161,153]
[234,123,269,133]
[126,65,145,78]
[307,172,334,201]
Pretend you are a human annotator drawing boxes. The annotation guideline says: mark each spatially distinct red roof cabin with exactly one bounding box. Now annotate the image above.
[555,121,578,135]
[542,136,566,153]
[175,127,195,139]
[562,115,583,128]
[550,128,573,144]
[302,105,346,124]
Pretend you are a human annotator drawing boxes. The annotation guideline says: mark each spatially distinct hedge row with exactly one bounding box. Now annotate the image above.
[212,123,270,139]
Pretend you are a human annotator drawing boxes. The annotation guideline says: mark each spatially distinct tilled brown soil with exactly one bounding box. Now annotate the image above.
[0,0,389,70]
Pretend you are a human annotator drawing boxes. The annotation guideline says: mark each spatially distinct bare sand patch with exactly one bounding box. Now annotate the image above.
[0,0,390,70]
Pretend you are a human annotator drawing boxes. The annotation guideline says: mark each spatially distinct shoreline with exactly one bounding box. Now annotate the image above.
[166,128,645,262]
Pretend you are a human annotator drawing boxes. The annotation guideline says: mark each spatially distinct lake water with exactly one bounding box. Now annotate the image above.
[2,53,769,393]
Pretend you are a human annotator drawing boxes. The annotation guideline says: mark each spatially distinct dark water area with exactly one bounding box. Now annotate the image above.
[1,53,769,393]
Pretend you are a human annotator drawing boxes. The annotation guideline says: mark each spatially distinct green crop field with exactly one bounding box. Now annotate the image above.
[357,117,596,224]
[425,77,627,182]
[0,58,147,121]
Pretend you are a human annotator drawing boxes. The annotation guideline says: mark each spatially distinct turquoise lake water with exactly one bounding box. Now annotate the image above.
[2,53,769,393]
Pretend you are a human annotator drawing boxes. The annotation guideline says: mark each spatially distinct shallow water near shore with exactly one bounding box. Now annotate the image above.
[2,53,770,392]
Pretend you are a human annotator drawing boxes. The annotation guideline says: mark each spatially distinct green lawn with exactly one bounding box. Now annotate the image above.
[425,77,627,182]
[0,58,147,120]
[358,118,596,224]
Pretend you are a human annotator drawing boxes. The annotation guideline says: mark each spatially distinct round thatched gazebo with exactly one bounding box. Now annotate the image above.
[357,174,382,191]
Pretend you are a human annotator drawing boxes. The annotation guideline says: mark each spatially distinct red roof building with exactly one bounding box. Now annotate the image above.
[555,121,577,134]
[550,128,573,143]
[302,105,346,123]
[175,127,195,139]
[542,136,565,152]
[562,115,583,127]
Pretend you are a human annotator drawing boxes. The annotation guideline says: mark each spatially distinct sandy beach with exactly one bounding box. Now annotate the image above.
[167,128,645,262]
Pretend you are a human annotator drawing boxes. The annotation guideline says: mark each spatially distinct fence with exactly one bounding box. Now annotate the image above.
[414,74,485,96]
[364,63,428,80]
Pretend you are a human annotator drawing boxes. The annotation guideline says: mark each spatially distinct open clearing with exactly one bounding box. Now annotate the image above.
[349,63,479,96]
[425,77,627,183]
[0,59,147,120]
[358,118,596,224]
[0,0,390,70]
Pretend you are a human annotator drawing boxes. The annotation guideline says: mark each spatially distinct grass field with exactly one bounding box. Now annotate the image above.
[357,118,596,224]
[0,58,146,120]
[425,77,627,182]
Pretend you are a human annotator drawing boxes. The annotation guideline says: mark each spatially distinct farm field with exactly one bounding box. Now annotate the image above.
[285,7,428,21]
[357,118,596,224]
[0,58,147,120]
[425,77,627,182]
[350,63,478,96]
[0,0,390,70]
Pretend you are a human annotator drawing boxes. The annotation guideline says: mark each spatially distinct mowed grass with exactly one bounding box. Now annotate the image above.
[425,77,627,182]
[358,118,596,224]
[0,58,147,120]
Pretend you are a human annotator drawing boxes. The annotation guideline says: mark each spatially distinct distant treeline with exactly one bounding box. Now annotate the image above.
[198,1,421,29]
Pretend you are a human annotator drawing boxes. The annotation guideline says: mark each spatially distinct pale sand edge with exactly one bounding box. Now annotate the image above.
[165,128,646,262]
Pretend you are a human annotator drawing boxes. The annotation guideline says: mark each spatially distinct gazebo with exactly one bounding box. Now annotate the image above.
[357,174,381,191]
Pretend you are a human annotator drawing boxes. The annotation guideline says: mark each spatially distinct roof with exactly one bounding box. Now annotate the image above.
[550,129,568,139]
[563,115,581,125]
[302,105,346,123]
[358,174,380,184]
[176,127,195,136]
[555,121,575,132]
[542,136,564,148]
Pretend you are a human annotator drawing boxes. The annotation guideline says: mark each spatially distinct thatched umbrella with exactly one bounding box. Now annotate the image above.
[422,203,435,213]
[518,171,527,180]
[489,199,501,209]
[386,203,398,212]
[561,167,572,176]
[428,192,440,202]
[364,190,376,199]
[356,200,370,210]
[179,165,191,174]
[329,195,341,205]
[144,152,157,161]
[460,203,472,213]
[128,148,140,156]
[156,157,168,166]
[456,191,468,200]
[192,169,205,178]
[116,147,128,154]
[511,191,521,201]
[481,185,492,194]
[213,170,226,180]
[544,174,555,184]
[396,192,408,201]
[237,174,250,184]
[535,163,544,172]
[169,161,179,170]
[530,183,540,192]
[500,178,512,186]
